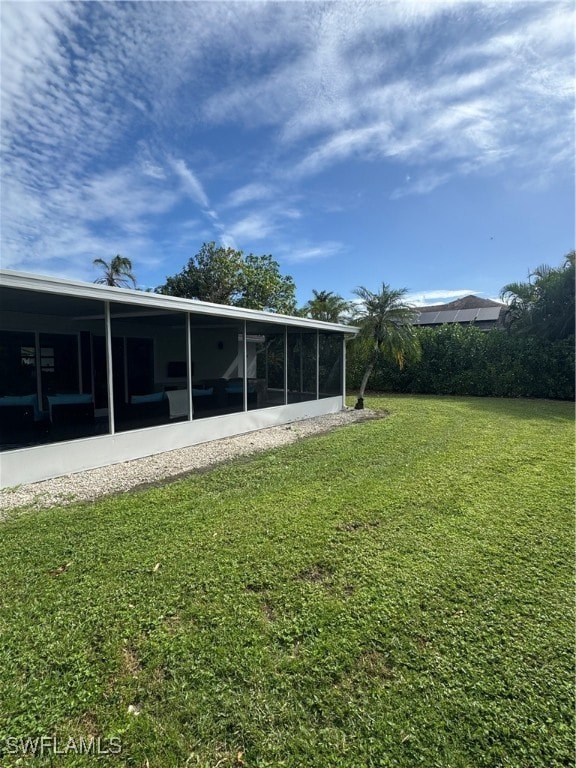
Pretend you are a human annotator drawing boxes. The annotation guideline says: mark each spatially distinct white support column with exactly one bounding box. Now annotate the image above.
[105,301,115,434]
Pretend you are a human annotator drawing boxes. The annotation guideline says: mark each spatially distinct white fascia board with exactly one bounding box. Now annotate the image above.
[0,270,358,335]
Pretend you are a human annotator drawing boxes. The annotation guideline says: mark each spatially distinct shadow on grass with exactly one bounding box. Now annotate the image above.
[356,391,575,423]
[459,396,574,423]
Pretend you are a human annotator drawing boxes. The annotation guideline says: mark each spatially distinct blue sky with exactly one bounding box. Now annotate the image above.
[1,1,574,307]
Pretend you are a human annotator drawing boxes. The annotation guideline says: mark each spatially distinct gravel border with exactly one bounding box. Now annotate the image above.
[0,408,382,517]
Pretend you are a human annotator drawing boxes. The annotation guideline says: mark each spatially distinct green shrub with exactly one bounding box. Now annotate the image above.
[347,325,575,400]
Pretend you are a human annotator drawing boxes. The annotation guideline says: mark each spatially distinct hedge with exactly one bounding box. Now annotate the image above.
[346,325,575,400]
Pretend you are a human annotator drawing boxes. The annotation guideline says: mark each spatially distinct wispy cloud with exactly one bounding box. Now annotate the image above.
[168,158,210,209]
[391,171,453,199]
[226,213,276,242]
[201,1,573,194]
[223,183,275,209]
[406,289,480,306]
[0,0,572,283]
[282,241,344,263]
[223,203,301,245]
[0,161,178,279]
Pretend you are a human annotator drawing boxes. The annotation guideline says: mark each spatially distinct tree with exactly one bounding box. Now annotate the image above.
[93,255,136,288]
[501,252,575,341]
[157,242,296,313]
[351,283,420,408]
[300,290,353,323]
[236,253,297,314]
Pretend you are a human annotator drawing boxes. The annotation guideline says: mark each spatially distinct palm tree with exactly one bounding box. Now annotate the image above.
[500,278,537,333]
[93,255,136,288]
[352,283,420,408]
[301,290,352,323]
[500,252,575,340]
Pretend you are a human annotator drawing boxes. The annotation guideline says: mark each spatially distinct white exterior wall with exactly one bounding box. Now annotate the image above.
[0,397,343,488]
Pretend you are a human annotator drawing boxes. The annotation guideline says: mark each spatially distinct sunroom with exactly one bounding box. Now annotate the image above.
[0,271,357,488]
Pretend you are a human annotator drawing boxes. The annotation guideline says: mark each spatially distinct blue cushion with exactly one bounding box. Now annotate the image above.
[0,394,40,419]
[225,381,257,394]
[192,387,213,396]
[131,392,166,404]
[47,393,93,406]
[0,394,37,406]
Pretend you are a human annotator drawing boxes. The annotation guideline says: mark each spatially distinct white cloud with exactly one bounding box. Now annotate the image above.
[282,241,344,263]
[226,213,276,242]
[292,124,391,178]
[0,0,573,278]
[391,171,453,199]
[218,200,302,248]
[168,158,210,209]
[0,3,79,125]
[0,162,178,276]
[202,1,573,194]
[406,289,480,306]
[223,183,275,209]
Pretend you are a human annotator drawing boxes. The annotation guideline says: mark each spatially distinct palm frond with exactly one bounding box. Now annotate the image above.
[352,282,421,399]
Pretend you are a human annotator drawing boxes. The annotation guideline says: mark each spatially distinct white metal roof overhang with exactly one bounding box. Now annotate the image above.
[0,270,359,335]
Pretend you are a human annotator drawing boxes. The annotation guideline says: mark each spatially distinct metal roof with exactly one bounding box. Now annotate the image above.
[0,269,358,334]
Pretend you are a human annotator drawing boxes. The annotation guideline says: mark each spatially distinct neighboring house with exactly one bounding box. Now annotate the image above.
[0,270,358,487]
[414,295,505,330]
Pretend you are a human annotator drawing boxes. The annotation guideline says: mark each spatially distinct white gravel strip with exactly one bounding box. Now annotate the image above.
[0,408,382,516]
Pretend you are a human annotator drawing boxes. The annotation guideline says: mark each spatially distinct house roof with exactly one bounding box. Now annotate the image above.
[417,294,504,313]
[414,294,505,326]
[0,270,358,335]
[414,307,503,326]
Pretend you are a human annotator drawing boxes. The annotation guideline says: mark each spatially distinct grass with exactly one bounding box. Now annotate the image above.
[0,394,573,767]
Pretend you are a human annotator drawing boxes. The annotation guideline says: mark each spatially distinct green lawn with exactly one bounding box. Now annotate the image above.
[0,395,573,767]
